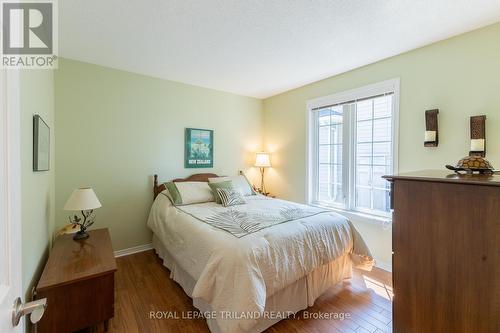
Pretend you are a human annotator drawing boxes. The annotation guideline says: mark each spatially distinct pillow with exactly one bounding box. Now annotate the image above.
[208,175,256,196]
[164,181,214,205]
[208,180,234,204]
[216,188,246,207]
[165,182,182,205]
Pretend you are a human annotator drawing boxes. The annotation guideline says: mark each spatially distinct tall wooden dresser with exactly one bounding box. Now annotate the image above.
[384,170,499,333]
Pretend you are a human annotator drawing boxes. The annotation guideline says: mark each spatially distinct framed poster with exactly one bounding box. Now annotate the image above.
[185,128,213,168]
[33,115,50,171]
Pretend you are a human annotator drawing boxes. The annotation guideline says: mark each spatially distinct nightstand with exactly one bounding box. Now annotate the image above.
[36,228,117,332]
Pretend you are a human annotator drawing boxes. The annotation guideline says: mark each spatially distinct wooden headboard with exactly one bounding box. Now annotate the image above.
[153,173,219,200]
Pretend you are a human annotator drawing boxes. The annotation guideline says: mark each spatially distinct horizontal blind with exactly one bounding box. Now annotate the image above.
[312,92,394,111]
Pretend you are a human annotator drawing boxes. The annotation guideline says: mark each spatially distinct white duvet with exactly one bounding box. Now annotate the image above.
[147,193,373,333]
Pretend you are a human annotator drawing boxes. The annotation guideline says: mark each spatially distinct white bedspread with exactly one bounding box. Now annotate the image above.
[147,193,373,333]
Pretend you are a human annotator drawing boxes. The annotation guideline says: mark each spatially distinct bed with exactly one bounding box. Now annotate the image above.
[147,173,374,333]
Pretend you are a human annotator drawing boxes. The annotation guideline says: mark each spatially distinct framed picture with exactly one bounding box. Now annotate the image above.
[185,128,213,168]
[33,115,50,171]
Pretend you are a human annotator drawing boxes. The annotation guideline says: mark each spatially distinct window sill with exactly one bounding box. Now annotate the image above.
[310,203,392,228]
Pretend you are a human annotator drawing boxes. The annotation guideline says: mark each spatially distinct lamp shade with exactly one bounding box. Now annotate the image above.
[255,152,271,168]
[64,188,102,211]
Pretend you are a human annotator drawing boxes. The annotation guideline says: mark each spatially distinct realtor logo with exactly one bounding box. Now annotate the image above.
[1,0,58,68]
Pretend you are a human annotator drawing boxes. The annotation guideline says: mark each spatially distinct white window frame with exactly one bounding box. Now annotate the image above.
[306,78,400,218]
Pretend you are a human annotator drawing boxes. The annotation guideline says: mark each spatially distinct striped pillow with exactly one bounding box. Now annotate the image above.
[216,188,246,207]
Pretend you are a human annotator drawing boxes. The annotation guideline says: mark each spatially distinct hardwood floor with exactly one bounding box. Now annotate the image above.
[81,250,393,333]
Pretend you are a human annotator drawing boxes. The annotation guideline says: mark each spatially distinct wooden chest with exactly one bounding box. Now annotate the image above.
[36,228,117,332]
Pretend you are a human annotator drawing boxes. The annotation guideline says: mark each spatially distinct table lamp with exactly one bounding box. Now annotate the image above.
[255,152,271,194]
[64,187,102,240]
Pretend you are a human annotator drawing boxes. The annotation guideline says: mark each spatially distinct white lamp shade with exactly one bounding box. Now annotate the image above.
[64,188,102,211]
[255,152,271,168]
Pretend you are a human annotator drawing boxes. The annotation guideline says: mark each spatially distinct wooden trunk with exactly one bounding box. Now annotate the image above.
[36,228,117,332]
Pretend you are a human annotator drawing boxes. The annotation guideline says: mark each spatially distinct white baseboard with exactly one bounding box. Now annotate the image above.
[375,260,392,272]
[114,243,153,258]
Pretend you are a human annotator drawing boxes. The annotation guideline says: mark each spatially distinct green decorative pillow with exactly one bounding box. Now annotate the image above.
[165,182,182,205]
[208,174,257,196]
[217,188,247,207]
[208,180,233,204]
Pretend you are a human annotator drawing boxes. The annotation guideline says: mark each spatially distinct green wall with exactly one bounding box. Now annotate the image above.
[20,70,55,302]
[15,22,499,333]
[54,59,263,251]
[262,22,500,267]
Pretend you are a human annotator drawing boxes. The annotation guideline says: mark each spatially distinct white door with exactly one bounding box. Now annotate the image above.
[0,69,23,332]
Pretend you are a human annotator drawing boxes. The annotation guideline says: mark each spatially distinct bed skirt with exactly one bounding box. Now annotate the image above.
[152,235,352,333]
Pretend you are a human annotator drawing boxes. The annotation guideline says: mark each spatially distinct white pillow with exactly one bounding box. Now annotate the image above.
[175,182,214,204]
[208,175,255,196]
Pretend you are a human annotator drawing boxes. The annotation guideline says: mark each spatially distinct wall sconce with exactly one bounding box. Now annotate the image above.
[424,109,439,147]
[469,115,486,157]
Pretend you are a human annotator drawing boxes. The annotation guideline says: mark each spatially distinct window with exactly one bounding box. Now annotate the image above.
[307,79,399,217]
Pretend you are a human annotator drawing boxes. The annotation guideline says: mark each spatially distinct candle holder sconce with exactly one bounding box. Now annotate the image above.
[424,109,439,147]
[469,115,486,157]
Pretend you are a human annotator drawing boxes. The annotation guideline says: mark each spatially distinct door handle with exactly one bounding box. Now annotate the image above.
[12,297,47,326]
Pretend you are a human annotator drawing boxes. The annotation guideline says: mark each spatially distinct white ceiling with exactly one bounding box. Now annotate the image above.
[60,0,500,98]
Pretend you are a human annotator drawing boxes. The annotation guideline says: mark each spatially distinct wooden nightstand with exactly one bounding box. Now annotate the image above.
[36,228,117,332]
